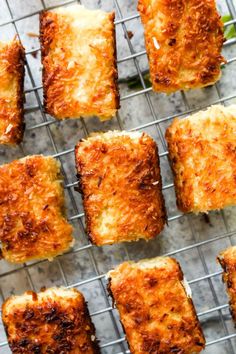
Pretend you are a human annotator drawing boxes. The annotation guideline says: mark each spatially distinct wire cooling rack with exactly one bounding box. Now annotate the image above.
[0,0,236,353]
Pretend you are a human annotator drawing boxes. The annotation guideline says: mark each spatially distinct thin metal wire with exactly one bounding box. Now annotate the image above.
[22,47,236,96]
[0,0,236,352]
[25,86,236,134]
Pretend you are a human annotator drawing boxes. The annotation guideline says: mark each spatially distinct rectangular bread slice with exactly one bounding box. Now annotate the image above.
[137,0,225,93]
[75,131,166,245]
[107,257,205,354]
[218,246,236,323]
[0,155,73,263]
[0,39,25,144]
[40,4,119,121]
[165,105,236,213]
[2,287,100,353]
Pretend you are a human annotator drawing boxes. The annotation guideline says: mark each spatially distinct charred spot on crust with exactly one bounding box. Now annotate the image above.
[52,332,64,342]
[32,344,42,354]
[18,338,29,347]
[24,308,35,320]
[147,276,158,287]
[168,38,176,46]
[97,176,103,187]
[154,74,172,86]
[60,319,75,330]
[142,337,160,353]
[10,341,42,354]
[45,307,59,323]
[25,162,36,177]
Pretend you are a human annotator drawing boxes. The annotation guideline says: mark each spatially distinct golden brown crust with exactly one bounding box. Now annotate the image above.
[40,5,119,121]
[2,287,100,353]
[165,105,236,213]
[108,257,205,354]
[0,39,25,145]
[138,0,225,93]
[75,131,166,246]
[218,246,236,324]
[0,155,73,263]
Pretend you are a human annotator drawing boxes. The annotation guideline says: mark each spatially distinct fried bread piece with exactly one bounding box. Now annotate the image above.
[166,105,236,213]
[2,287,100,353]
[138,0,225,93]
[0,39,25,144]
[0,155,73,263]
[108,257,205,354]
[75,131,166,245]
[40,4,119,120]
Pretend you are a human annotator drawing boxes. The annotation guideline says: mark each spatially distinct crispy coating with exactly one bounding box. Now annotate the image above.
[0,155,73,263]
[75,131,166,245]
[40,4,119,121]
[108,257,205,354]
[2,287,100,353]
[0,38,25,144]
[165,105,236,213]
[218,246,236,324]
[137,0,225,93]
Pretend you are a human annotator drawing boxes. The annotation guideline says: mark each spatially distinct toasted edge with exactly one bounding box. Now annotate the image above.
[217,247,236,323]
[0,155,74,263]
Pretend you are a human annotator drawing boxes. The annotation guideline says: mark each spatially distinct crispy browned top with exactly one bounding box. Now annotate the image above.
[0,155,73,263]
[0,39,25,144]
[165,105,236,213]
[108,258,205,354]
[218,246,236,323]
[75,131,166,245]
[2,287,100,353]
[138,0,225,93]
[40,5,119,121]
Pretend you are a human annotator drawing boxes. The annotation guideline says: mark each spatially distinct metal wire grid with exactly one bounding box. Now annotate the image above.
[0,0,236,352]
